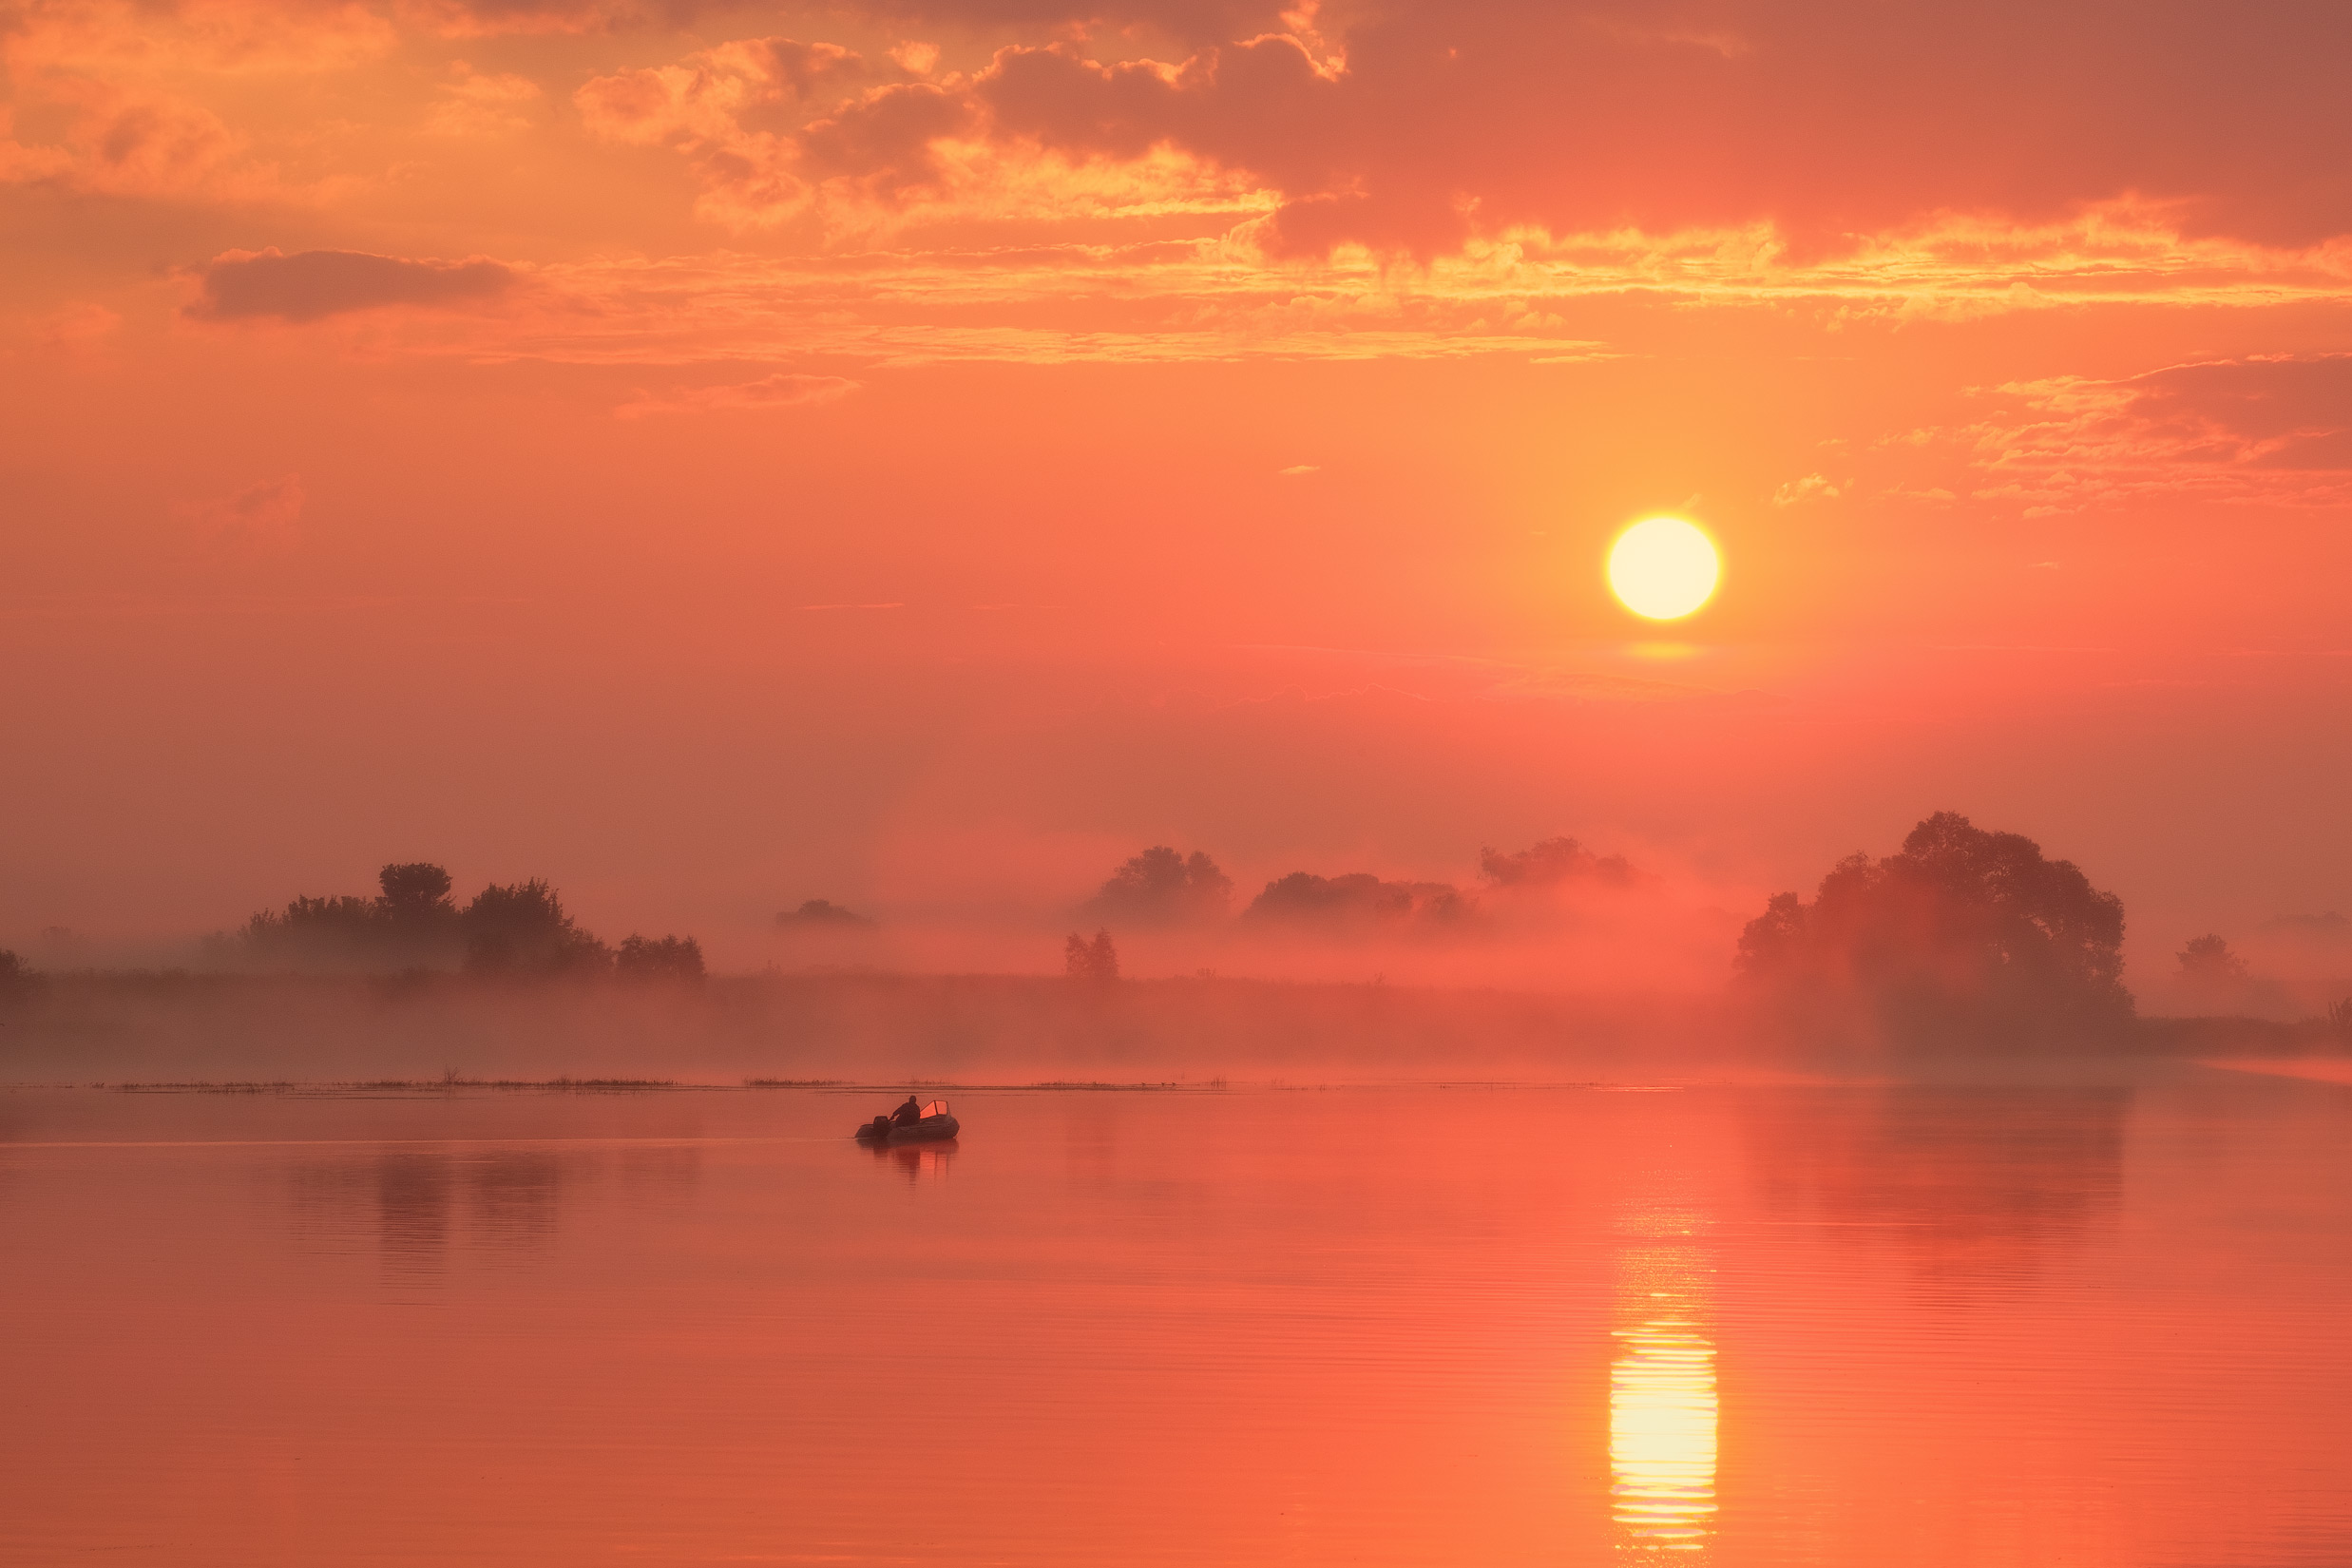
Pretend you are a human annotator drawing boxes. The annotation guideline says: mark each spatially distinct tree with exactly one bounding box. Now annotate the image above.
[378,862,453,915]
[2174,932,2259,1012]
[375,863,462,965]
[460,879,609,977]
[1241,871,1473,933]
[777,899,873,927]
[225,861,463,971]
[1736,811,2132,1050]
[2177,934,2247,984]
[1084,847,1233,926]
[238,894,385,968]
[1479,836,1637,889]
[379,862,457,926]
[0,949,30,1002]
[1064,928,1119,981]
[616,934,705,983]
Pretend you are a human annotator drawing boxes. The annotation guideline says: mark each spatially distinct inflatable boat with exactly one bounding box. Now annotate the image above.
[854,1099,960,1143]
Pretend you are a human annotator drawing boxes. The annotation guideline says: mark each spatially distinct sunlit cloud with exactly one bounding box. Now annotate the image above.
[1770,473,1841,507]
[1964,354,2352,514]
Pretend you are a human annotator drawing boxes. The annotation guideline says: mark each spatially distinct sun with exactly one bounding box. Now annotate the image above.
[1608,517,1720,621]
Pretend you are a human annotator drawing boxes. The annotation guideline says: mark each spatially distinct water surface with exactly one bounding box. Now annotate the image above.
[3,1075,2348,1565]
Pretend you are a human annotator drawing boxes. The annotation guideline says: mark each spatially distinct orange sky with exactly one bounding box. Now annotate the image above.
[4,0,2349,985]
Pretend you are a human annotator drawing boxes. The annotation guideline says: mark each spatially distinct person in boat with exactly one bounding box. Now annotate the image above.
[889,1094,922,1128]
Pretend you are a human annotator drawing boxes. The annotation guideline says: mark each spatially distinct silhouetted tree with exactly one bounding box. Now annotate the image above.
[238,893,385,968]
[1064,928,1119,981]
[1242,871,1472,933]
[1737,812,2132,1050]
[1084,848,1233,926]
[1479,836,1637,889]
[2327,998,2352,1045]
[461,879,609,978]
[0,949,30,1003]
[2174,932,2262,1012]
[378,862,458,936]
[2177,934,2247,984]
[777,899,872,927]
[615,934,705,983]
[227,862,465,970]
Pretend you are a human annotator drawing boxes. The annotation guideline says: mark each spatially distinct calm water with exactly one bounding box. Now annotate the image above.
[3,1073,2349,1565]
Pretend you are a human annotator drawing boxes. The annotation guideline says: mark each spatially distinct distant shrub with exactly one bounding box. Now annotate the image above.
[1064,928,1119,982]
[616,934,705,984]
[1479,836,1638,889]
[777,899,872,927]
[0,948,32,1001]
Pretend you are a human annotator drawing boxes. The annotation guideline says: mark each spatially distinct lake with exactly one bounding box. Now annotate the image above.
[4,1071,2348,1565]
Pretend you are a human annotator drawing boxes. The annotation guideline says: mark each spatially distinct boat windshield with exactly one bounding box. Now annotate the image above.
[920,1100,950,1119]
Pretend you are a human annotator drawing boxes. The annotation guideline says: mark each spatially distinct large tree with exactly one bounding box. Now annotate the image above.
[461,879,610,978]
[1737,812,2132,1050]
[1084,847,1233,926]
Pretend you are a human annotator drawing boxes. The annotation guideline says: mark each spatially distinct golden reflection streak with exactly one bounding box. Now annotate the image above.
[1610,1318,1718,1550]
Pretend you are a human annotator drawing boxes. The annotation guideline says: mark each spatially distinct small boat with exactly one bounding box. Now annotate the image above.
[854,1098,960,1143]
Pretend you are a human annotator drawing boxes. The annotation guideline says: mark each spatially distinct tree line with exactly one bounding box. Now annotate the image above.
[1079,835,1643,936]
[212,862,704,981]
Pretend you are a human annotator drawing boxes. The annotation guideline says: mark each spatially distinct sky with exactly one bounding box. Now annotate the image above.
[3,0,2349,988]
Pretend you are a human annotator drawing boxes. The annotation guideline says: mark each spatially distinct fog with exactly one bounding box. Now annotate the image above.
[5,820,2343,1086]
[0,971,1759,1087]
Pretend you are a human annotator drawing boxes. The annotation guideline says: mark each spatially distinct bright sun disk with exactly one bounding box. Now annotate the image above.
[1608,517,1720,620]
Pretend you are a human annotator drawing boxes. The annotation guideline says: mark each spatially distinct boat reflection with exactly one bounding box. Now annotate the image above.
[867,1138,957,1183]
[1610,1316,1718,1551]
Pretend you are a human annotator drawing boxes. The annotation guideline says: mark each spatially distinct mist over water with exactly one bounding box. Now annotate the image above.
[4,1074,2348,1566]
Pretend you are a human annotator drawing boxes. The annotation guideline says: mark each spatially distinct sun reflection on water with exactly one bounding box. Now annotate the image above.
[1610,1318,1718,1549]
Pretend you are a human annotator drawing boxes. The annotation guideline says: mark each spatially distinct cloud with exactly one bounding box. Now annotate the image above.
[1278,464,1319,475]
[0,78,249,200]
[575,37,889,228]
[889,41,941,76]
[1771,473,1842,507]
[9,0,2352,275]
[0,0,392,201]
[572,5,2352,262]
[425,62,543,136]
[394,0,660,38]
[576,37,873,147]
[186,248,517,322]
[173,472,305,549]
[1966,353,2352,513]
[614,373,862,417]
